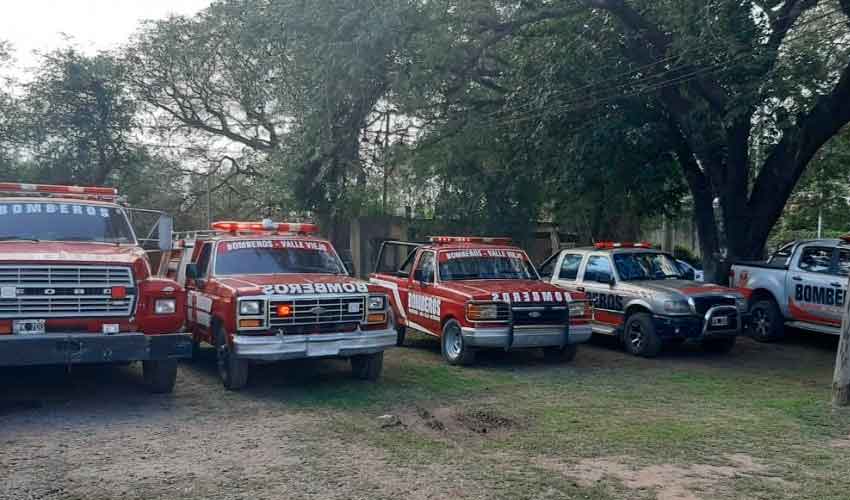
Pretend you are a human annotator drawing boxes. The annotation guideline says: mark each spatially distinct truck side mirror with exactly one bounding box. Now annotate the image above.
[413,269,423,282]
[683,268,695,280]
[608,275,616,287]
[158,215,173,252]
[185,263,199,280]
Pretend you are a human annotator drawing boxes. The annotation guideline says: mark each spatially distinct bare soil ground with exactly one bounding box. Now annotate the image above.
[2,330,849,500]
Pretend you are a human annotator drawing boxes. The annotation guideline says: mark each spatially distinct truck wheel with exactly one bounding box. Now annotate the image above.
[143,360,177,394]
[215,324,248,390]
[702,336,737,353]
[543,344,578,363]
[623,313,662,358]
[441,319,475,366]
[750,299,785,342]
[351,352,384,381]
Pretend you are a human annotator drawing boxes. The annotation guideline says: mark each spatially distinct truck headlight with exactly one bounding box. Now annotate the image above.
[663,300,691,314]
[368,295,386,311]
[467,302,502,321]
[154,298,176,315]
[569,301,586,318]
[240,300,263,315]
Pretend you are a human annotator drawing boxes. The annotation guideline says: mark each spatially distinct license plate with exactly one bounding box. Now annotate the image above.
[13,319,46,335]
[711,316,729,327]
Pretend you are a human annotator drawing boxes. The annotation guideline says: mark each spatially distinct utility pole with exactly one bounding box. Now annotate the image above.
[833,273,850,407]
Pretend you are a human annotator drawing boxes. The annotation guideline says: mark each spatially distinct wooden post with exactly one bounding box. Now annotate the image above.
[833,274,850,407]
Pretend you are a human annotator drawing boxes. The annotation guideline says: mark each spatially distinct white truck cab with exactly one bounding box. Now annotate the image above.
[731,238,850,341]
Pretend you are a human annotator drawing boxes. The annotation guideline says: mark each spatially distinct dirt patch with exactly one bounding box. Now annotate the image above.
[535,453,794,500]
[399,405,520,439]
[829,434,850,448]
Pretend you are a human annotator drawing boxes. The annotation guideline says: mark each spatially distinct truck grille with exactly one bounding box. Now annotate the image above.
[0,265,135,318]
[269,296,366,330]
[692,296,737,316]
[511,303,569,326]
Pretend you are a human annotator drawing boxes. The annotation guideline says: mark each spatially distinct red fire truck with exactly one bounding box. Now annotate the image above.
[161,220,395,390]
[0,183,189,392]
[370,236,593,365]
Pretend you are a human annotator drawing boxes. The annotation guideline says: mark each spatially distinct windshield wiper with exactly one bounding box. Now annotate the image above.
[0,236,40,242]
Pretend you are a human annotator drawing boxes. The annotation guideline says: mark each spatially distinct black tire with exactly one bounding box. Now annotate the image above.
[749,299,785,342]
[215,323,248,390]
[351,352,384,381]
[441,319,476,366]
[143,359,177,394]
[622,312,662,358]
[543,344,578,363]
[396,326,407,347]
[190,338,203,361]
[702,336,737,353]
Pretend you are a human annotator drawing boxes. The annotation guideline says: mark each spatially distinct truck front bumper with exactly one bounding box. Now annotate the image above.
[653,306,750,340]
[232,327,396,362]
[0,332,192,367]
[461,323,589,350]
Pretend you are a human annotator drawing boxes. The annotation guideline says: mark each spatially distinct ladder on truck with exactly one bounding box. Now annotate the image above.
[157,230,219,286]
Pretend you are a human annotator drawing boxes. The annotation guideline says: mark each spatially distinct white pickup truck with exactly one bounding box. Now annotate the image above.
[731,238,849,341]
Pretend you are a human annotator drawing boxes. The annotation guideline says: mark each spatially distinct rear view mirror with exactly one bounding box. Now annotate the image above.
[158,215,173,252]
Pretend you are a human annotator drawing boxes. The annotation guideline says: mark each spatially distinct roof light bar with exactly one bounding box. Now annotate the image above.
[211,220,319,235]
[0,182,119,201]
[594,241,654,250]
[429,236,513,245]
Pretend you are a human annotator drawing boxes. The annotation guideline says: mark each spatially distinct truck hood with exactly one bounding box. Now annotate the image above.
[627,279,739,298]
[217,274,373,296]
[0,241,146,265]
[441,279,571,303]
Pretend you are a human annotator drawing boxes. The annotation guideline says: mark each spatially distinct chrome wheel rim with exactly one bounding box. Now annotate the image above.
[627,322,645,352]
[752,307,770,337]
[445,325,462,359]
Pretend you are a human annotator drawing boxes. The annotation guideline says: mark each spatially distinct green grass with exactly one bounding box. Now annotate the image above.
[222,331,850,499]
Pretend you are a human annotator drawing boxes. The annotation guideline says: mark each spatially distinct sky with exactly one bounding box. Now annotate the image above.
[1,0,213,72]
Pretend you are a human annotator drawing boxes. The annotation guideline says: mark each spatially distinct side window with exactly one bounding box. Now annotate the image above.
[584,256,613,283]
[770,242,796,265]
[537,254,558,279]
[195,243,212,278]
[398,250,417,277]
[416,252,436,283]
[797,246,834,274]
[558,254,583,281]
[837,249,850,277]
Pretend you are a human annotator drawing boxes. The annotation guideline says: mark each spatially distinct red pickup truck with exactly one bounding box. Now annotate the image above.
[369,237,592,365]
[160,220,395,390]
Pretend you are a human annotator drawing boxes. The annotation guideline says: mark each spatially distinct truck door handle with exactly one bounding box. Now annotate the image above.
[831,282,843,287]
[577,287,585,292]
[791,276,802,281]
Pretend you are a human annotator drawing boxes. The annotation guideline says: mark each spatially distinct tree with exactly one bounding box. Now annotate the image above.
[570,0,850,280]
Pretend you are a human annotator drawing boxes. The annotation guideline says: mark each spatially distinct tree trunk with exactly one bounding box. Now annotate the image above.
[833,272,850,407]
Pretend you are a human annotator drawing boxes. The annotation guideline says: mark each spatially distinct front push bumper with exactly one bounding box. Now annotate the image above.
[0,332,192,367]
[232,327,396,362]
[461,323,590,350]
[653,306,750,340]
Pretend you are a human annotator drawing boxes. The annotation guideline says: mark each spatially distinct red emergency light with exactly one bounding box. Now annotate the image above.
[429,236,513,245]
[594,241,654,250]
[840,234,850,244]
[0,182,119,201]
[211,220,319,235]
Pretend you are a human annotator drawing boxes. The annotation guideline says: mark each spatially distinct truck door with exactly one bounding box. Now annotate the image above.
[550,252,584,296]
[186,242,214,334]
[579,254,624,331]
[787,244,842,327]
[407,250,441,336]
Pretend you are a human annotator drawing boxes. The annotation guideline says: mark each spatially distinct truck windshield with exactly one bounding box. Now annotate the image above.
[0,201,135,244]
[438,249,537,281]
[613,252,684,281]
[214,239,345,275]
